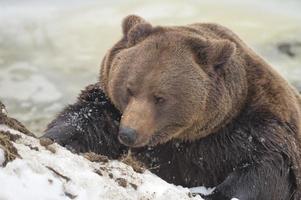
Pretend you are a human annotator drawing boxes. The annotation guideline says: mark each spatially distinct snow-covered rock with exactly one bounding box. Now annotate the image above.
[0,112,206,200]
[0,148,5,166]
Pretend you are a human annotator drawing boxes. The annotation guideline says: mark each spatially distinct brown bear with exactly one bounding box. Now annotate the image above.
[43,15,301,200]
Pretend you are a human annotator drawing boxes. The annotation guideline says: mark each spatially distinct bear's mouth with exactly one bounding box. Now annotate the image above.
[147,124,184,146]
[123,124,184,148]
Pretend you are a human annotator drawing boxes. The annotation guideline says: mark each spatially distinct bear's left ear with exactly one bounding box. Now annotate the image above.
[188,38,236,68]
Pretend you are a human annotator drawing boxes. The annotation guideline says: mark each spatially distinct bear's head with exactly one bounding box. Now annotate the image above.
[100,15,247,147]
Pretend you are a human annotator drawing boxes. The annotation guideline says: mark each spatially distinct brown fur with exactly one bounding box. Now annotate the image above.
[44,15,301,199]
[100,15,301,143]
[99,15,301,198]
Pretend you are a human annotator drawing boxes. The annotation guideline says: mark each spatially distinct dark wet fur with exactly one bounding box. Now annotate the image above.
[44,84,126,158]
[43,84,298,200]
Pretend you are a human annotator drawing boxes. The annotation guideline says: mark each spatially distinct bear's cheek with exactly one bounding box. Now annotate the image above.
[107,75,128,110]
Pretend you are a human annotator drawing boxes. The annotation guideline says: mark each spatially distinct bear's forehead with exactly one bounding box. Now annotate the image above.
[120,46,193,77]
[120,34,193,66]
[124,57,202,93]
[112,28,206,89]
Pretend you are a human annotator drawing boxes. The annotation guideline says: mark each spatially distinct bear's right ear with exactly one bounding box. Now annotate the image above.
[122,15,153,46]
[122,15,147,35]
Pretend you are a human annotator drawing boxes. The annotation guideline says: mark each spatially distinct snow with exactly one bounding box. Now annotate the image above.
[0,159,69,200]
[0,149,5,166]
[190,186,215,196]
[0,124,206,200]
[1,108,7,115]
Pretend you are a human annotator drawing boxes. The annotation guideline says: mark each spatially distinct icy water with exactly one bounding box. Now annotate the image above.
[0,0,300,135]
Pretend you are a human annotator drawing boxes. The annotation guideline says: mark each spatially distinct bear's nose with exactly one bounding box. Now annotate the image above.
[118,126,137,146]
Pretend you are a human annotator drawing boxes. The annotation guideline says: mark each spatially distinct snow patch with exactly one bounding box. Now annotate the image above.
[190,186,215,196]
[0,124,205,200]
[0,148,5,166]
[0,124,23,135]
[1,108,7,115]
[0,159,69,200]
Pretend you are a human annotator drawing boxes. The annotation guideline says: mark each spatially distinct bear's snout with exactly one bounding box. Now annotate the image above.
[118,126,138,146]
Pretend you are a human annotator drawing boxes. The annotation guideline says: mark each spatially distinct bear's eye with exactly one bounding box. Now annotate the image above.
[153,95,165,104]
[127,88,134,96]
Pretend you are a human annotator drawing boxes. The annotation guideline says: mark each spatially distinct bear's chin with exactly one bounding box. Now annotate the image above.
[126,134,169,148]
[146,133,175,147]
[145,126,185,147]
[126,126,184,148]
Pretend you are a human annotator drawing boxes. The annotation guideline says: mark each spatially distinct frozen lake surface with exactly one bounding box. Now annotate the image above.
[0,0,300,134]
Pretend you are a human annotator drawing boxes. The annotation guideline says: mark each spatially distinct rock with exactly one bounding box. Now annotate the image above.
[0,100,34,137]
[0,100,205,200]
[0,130,20,166]
[39,137,55,146]
[83,152,109,163]
[277,41,301,58]
[120,151,146,173]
